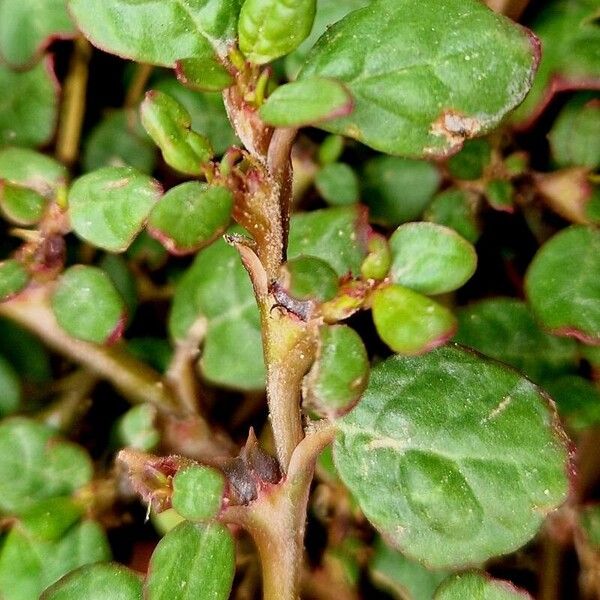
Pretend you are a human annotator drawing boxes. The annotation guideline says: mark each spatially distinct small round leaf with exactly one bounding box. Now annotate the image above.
[315,162,359,206]
[148,182,233,255]
[68,167,162,252]
[51,266,126,345]
[0,260,29,301]
[286,256,339,302]
[389,222,477,295]
[172,465,225,521]
[372,284,457,355]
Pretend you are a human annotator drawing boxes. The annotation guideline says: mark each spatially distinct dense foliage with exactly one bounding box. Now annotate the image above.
[0,0,599,598]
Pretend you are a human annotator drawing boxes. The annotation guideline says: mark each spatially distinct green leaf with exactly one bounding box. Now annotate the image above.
[0,147,67,202]
[512,0,600,126]
[82,109,156,174]
[389,222,477,295]
[114,405,160,451]
[304,325,369,418]
[141,90,213,175]
[68,0,242,65]
[0,260,29,301]
[175,55,233,92]
[434,572,531,599]
[447,139,492,181]
[549,93,600,170]
[0,0,76,68]
[0,183,46,225]
[424,189,480,244]
[172,465,225,521]
[0,521,110,600]
[286,256,339,302]
[455,299,579,384]
[0,60,59,147]
[239,0,316,64]
[525,225,600,345]
[288,205,368,276]
[300,0,538,157]
[315,162,359,206]
[0,355,21,417]
[260,78,352,127]
[145,521,235,600]
[153,78,238,155]
[0,418,92,515]
[19,498,83,542]
[544,375,600,434]
[284,0,372,80]
[362,156,440,227]
[51,266,127,345]
[68,166,162,252]
[148,182,233,255]
[369,537,448,600]
[334,345,569,568]
[372,284,456,355]
[169,235,264,390]
[41,563,142,600]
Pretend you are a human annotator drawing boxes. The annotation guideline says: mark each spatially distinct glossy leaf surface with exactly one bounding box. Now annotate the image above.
[176,55,233,92]
[372,284,457,354]
[389,222,477,295]
[51,266,126,345]
[334,345,569,567]
[68,0,241,65]
[284,0,371,79]
[172,465,224,521]
[300,0,538,157]
[303,325,369,418]
[0,0,76,67]
[0,418,92,515]
[0,147,67,196]
[68,167,162,252]
[525,225,600,345]
[434,572,531,599]
[141,90,213,175]
[362,156,440,226]
[145,521,234,600]
[41,563,142,600]
[148,182,232,254]
[0,184,46,225]
[0,60,58,147]
[259,78,352,127]
[238,0,316,64]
